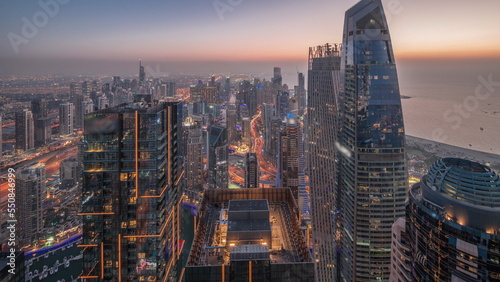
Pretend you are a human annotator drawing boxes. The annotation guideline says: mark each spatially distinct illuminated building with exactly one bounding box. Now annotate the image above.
[244,152,259,188]
[296,72,306,117]
[15,109,34,151]
[190,80,218,105]
[392,158,500,281]
[278,114,300,199]
[275,90,289,119]
[208,125,228,190]
[307,42,341,282]
[182,117,204,200]
[272,67,282,86]
[80,102,183,281]
[59,102,74,135]
[139,60,145,85]
[185,188,314,281]
[16,163,46,246]
[336,0,408,280]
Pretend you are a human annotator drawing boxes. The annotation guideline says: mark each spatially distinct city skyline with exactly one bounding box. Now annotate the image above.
[1,0,500,76]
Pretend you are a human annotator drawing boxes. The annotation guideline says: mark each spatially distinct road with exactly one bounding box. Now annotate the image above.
[0,145,79,208]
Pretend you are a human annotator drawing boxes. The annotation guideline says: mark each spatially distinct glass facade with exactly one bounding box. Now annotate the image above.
[80,102,182,281]
[337,0,407,280]
[405,158,500,281]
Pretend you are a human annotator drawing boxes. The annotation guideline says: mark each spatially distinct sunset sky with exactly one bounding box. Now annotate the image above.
[1,0,499,75]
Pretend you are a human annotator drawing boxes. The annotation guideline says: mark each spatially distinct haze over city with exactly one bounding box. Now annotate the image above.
[1,0,500,76]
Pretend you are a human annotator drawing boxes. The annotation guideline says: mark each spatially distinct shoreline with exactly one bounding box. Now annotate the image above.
[406,135,500,167]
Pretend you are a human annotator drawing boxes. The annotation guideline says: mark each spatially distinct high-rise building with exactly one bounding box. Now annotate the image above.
[59,102,74,135]
[139,60,145,85]
[190,81,218,105]
[391,158,500,282]
[277,114,300,199]
[60,158,81,189]
[296,72,306,117]
[336,1,408,280]
[16,163,46,246]
[307,43,341,282]
[244,152,259,188]
[275,90,289,119]
[80,102,183,281]
[70,81,81,98]
[182,117,204,201]
[208,125,228,190]
[0,116,2,162]
[31,98,47,120]
[15,109,34,151]
[83,98,94,114]
[226,104,237,144]
[82,80,91,97]
[272,67,282,86]
[34,117,52,147]
[73,93,84,129]
[185,188,315,281]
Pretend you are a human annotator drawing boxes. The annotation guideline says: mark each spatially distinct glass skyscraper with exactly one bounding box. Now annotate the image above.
[337,0,408,280]
[80,102,183,281]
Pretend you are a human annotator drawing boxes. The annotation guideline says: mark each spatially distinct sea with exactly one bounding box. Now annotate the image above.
[397,58,500,155]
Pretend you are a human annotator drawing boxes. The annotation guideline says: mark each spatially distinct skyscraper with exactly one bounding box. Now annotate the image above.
[272,67,282,86]
[278,114,300,199]
[139,60,145,85]
[275,90,290,119]
[80,102,183,281]
[15,109,34,151]
[244,152,259,188]
[60,158,81,189]
[59,102,74,135]
[16,163,46,246]
[307,43,341,282]
[208,125,228,190]
[182,117,204,201]
[296,72,306,117]
[392,158,500,282]
[337,0,408,280]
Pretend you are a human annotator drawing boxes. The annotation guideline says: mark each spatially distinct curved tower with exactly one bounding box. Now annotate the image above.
[406,158,500,281]
[337,0,408,280]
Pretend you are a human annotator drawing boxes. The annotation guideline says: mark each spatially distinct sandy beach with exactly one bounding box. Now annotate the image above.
[406,135,500,167]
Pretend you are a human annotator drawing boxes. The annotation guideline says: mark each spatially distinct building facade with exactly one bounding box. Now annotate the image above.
[208,125,228,190]
[59,102,74,135]
[80,102,183,281]
[336,0,408,280]
[244,152,259,188]
[395,158,500,281]
[307,42,342,282]
[15,109,34,151]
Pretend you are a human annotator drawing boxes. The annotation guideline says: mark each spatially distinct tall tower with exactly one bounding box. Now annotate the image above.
[272,67,282,86]
[15,109,34,151]
[59,102,74,135]
[337,0,408,280]
[278,114,300,199]
[244,152,259,188]
[307,43,341,282]
[296,72,306,117]
[208,125,228,189]
[80,102,183,281]
[139,60,146,85]
[275,90,289,119]
[16,163,46,246]
[182,117,204,201]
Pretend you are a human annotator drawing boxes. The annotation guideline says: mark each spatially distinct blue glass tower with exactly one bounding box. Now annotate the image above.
[337,0,408,280]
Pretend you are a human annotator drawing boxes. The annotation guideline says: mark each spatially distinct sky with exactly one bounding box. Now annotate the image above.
[1,0,500,76]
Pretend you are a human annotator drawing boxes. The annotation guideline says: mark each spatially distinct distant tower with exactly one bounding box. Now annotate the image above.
[272,67,282,86]
[33,98,51,147]
[296,72,306,117]
[15,109,34,151]
[278,114,300,199]
[275,90,289,119]
[208,125,228,189]
[59,102,74,135]
[139,60,146,85]
[244,152,259,188]
[16,163,46,246]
